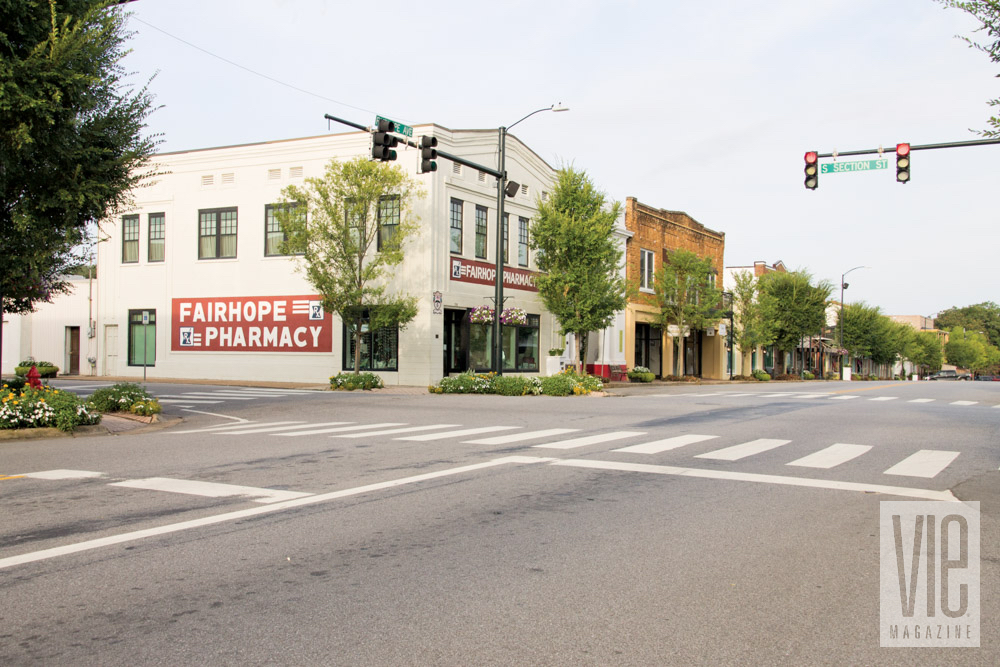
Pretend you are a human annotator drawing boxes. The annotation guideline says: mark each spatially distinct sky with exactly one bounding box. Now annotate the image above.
[119,0,998,317]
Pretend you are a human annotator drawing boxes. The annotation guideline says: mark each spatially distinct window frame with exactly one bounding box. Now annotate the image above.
[377,195,400,251]
[475,205,488,259]
[502,213,509,264]
[450,198,463,254]
[198,207,238,260]
[147,212,165,263]
[518,216,529,267]
[264,203,303,257]
[640,248,655,292]
[122,214,139,264]
[127,309,156,367]
[342,316,399,372]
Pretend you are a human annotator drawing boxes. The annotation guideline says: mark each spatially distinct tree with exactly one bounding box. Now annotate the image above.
[935,301,1000,348]
[730,270,774,373]
[945,326,1000,372]
[905,330,945,376]
[652,249,722,376]
[936,1,1000,137]
[1,0,157,364]
[530,167,629,372]
[277,157,423,374]
[759,271,832,375]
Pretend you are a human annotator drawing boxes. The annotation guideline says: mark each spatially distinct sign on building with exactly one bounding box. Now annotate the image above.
[172,295,333,352]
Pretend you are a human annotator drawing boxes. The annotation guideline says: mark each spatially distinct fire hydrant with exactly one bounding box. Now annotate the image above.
[26,364,42,389]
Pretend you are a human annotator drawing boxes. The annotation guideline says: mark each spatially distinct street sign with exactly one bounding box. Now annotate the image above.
[376,115,412,138]
[820,158,889,174]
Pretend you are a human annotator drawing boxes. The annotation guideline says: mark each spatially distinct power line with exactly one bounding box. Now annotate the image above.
[130,17,387,120]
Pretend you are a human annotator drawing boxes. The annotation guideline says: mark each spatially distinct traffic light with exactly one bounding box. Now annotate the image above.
[896,143,910,183]
[804,151,819,190]
[372,119,398,161]
[419,135,437,173]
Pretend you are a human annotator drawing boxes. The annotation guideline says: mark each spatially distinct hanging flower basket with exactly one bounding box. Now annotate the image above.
[500,307,527,325]
[468,305,494,324]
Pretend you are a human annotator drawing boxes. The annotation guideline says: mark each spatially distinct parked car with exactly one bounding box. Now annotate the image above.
[925,370,970,381]
[974,375,1000,381]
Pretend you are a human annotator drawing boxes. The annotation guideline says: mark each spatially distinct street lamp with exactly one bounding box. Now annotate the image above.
[838,265,869,379]
[493,104,569,374]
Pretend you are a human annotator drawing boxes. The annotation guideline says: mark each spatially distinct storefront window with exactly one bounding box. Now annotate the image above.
[468,313,539,372]
[343,320,398,371]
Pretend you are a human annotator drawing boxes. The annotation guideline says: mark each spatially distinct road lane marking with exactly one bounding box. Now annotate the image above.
[464,428,579,445]
[335,424,461,438]
[279,423,404,436]
[884,450,961,478]
[909,398,935,403]
[950,400,978,406]
[219,421,348,435]
[613,434,718,455]
[157,399,223,405]
[695,438,792,461]
[786,443,872,469]
[397,426,519,442]
[869,396,898,402]
[20,470,105,480]
[829,395,859,400]
[173,421,299,434]
[551,459,959,502]
[533,431,646,450]
[0,475,26,481]
[110,478,313,503]
[0,456,551,571]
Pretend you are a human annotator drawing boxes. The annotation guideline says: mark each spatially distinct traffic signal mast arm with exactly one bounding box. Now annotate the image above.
[814,136,1000,159]
[322,113,503,178]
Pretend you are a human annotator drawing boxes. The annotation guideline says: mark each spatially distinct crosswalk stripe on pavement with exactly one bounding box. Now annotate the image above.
[613,434,718,455]
[533,431,646,450]
[464,428,580,445]
[695,438,792,461]
[786,443,872,469]
[883,450,960,478]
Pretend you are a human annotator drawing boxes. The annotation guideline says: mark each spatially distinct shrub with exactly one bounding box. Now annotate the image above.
[1,385,101,431]
[802,371,815,380]
[428,369,597,396]
[87,382,159,413]
[2,376,27,391]
[435,372,495,394]
[772,373,801,381]
[14,362,59,378]
[825,371,839,380]
[492,376,542,396]
[540,374,576,396]
[330,372,384,391]
[731,374,755,381]
[752,370,771,382]
[627,366,654,382]
[547,348,564,356]
[661,374,699,383]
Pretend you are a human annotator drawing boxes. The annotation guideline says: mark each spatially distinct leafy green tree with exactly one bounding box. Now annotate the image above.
[277,157,423,374]
[1,0,157,364]
[730,270,774,373]
[759,271,832,374]
[935,301,1000,348]
[945,326,1000,372]
[936,1,1000,137]
[652,249,722,376]
[905,330,944,375]
[531,167,629,372]
[872,319,914,378]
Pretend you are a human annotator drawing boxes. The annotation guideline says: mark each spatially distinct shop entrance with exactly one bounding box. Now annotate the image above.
[443,309,468,376]
[635,323,661,377]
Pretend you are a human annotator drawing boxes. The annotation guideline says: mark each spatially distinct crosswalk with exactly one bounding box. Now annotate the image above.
[171,418,982,481]
[643,391,1000,408]
[153,387,320,408]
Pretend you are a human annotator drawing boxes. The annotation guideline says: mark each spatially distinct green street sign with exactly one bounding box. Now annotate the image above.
[376,115,412,138]
[820,158,889,174]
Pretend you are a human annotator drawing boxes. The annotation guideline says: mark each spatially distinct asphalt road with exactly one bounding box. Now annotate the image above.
[1,379,998,665]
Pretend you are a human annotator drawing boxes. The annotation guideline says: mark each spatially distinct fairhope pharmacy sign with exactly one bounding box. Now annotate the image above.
[450,257,538,292]
[171,295,333,352]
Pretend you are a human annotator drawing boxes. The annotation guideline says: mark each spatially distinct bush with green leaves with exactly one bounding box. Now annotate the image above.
[429,369,599,396]
[330,372,384,391]
[492,375,543,396]
[802,371,815,380]
[1,384,101,431]
[87,382,160,414]
[14,359,59,378]
[540,374,576,396]
[626,366,653,382]
[752,369,771,382]
[431,372,495,394]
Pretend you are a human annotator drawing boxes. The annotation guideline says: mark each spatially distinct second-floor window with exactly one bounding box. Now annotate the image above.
[122,214,139,263]
[518,216,529,267]
[265,203,302,256]
[450,198,463,254]
[199,207,237,259]
[475,205,488,259]
[148,213,165,262]
[378,195,400,251]
[502,213,509,264]
[640,249,655,291]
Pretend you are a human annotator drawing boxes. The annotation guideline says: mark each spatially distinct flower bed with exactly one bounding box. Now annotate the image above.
[1,384,101,432]
[429,369,602,396]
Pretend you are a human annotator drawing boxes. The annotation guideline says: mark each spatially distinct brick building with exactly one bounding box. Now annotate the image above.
[623,197,727,379]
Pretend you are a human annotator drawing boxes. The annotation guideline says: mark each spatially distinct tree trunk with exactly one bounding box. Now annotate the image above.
[353,324,362,375]
[578,332,588,374]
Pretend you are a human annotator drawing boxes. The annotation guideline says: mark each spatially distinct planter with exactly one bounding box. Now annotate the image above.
[14,365,59,378]
[544,356,563,377]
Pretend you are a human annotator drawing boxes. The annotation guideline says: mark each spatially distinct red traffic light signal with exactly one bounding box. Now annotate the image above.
[895,143,910,183]
[804,151,819,190]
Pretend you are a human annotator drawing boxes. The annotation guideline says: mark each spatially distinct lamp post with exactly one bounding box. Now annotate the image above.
[838,265,869,379]
[493,104,568,374]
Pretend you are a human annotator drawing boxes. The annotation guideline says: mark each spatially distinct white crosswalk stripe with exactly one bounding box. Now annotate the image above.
[110,477,312,503]
[869,396,897,402]
[172,420,291,434]
[464,428,580,445]
[884,450,960,478]
[829,395,859,400]
[278,423,404,437]
[786,443,872,469]
[157,398,223,405]
[951,400,978,406]
[397,426,520,442]
[533,431,646,450]
[909,398,935,403]
[614,434,718,455]
[334,424,460,438]
[695,438,792,461]
[218,421,347,435]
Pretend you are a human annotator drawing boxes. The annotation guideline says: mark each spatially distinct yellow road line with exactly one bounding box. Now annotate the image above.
[0,475,25,481]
